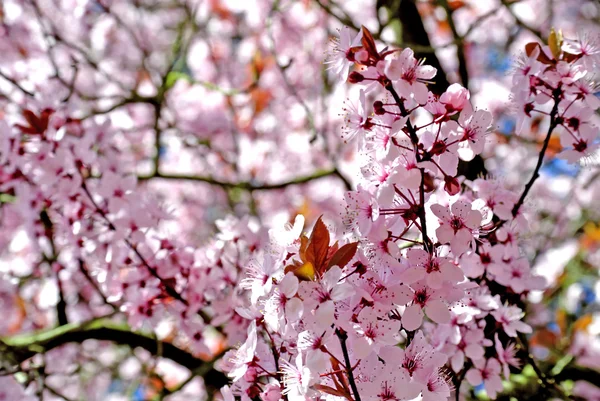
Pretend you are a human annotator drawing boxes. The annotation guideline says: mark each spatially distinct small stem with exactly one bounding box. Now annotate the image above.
[517,332,573,400]
[335,328,362,401]
[511,95,561,218]
[384,83,433,253]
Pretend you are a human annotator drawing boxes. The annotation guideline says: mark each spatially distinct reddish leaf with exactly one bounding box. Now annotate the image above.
[524,42,554,65]
[314,385,352,401]
[327,242,359,271]
[525,42,540,57]
[298,234,309,263]
[326,240,339,261]
[16,109,53,135]
[380,48,402,58]
[562,51,581,63]
[360,25,379,61]
[330,358,351,394]
[307,216,330,273]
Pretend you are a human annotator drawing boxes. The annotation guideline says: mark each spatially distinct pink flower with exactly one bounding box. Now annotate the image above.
[565,34,600,71]
[419,125,460,178]
[344,186,379,235]
[97,171,137,213]
[326,26,363,80]
[229,321,258,381]
[491,304,532,337]
[353,305,402,358]
[457,106,492,161]
[402,282,452,331]
[260,383,282,401]
[0,377,34,401]
[300,266,354,327]
[439,83,470,114]
[422,368,453,401]
[494,333,521,379]
[281,354,317,400]
[559,124,600,163]
[431,200,482,256]
[488,257,546,293]
[447,326,490,372]
[264,273,303,330]
[466,358,504,399]
[385,48,437,104]
[404,248,464,289]
[471,178,517,221]
[399,331,447,383]
[241,253,282,304]
[342,89,373,143]
[361,359,422,401]
[220,385,235,401]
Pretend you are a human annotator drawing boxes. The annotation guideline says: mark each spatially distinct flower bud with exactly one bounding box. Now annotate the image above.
[373,100,385,115]
[444,175,461,195]
[348,71,365,83]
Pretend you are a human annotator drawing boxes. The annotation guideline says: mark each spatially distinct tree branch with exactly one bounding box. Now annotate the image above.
[439,0,469,88]
[335,328,362,401]
[501,0,544,40]
[0,69,35,97]
[517,332,574,400]
[2,319,227,387]
[384,83,433,253]
[138,168,351,191]
[511,96,560,218]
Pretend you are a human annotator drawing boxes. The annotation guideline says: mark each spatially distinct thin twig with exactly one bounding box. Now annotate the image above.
[517,332,574,400]
[0,69,35,97]
[335,328,362,401]
[511,96,560,218]
[138,168,349,190]
[384,83,433,253]
[439,0,469,87]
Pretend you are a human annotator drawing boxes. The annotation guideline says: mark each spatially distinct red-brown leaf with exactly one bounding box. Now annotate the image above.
[307,216,330,273]
[360,25,379,61]
[562,51,581,63]
[327,242,359,271]
[299,234,310,263]
[524,42,554,65]
[313,385,352,401]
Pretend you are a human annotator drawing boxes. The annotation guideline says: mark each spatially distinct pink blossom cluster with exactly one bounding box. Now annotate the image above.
[1,1,600,400]
[0,106,267,357]
[221,26,599,401]
[512,36,600,162]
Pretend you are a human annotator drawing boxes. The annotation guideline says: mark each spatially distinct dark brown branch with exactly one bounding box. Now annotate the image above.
[554,365,600,386]
[0,69,35,97]
[393,0,451,95]
[5,324,227,389]
[517,332,574,400]
[501,0,544,40]
[511,96,560,218]
[138,168,351,191]
[439,0,469,88]
[336,328,362,401]
[384,83,433,253]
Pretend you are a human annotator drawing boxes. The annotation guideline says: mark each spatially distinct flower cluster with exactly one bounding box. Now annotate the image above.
[223,26,599,401]
[1,2,600,400]
[0,106,263,359]
[512,30,600,163]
